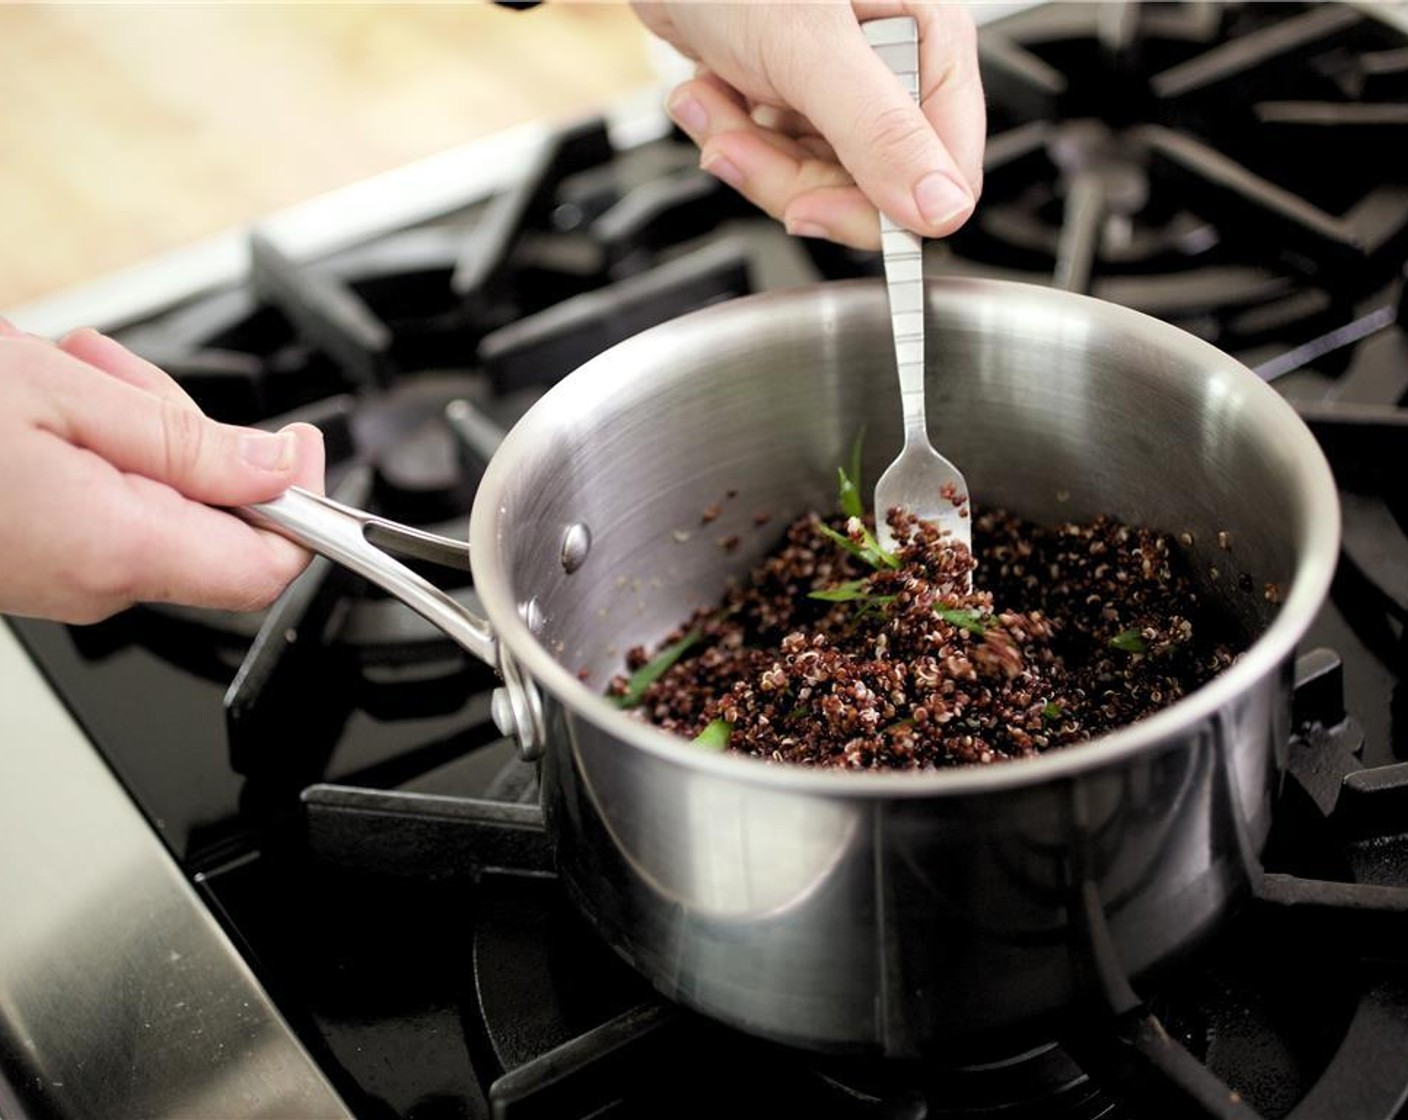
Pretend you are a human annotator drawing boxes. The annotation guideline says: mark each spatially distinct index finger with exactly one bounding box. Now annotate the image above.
[58,328,201,411]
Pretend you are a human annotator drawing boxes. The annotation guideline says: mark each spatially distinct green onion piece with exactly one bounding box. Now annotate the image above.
[612,627,703,708]
[837,467,864,521]
[1109,630,1147,653]
[816,522,899,570]
[934,606,988,634]
[693,719,732,751]
[848,597,899,631]
[1042,701,1063,720]
[817,522,868,561]
[836,427,867,519]
[864,534,900,570]
[809,579,873,602]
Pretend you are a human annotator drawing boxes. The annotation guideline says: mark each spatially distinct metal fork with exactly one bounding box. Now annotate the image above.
[864,17,972,556]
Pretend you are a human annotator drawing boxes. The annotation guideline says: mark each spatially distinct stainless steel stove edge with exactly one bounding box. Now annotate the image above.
[0,620,353,1120]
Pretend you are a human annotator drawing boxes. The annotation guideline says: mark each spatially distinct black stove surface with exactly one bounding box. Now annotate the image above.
[8,3,1408,1118]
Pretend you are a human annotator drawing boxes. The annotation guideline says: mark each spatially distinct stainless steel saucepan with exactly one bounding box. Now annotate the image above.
[246,278,1340,1057]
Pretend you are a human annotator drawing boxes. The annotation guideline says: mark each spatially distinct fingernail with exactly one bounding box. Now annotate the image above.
[239,430,296,471]
[786,219,830,240]
[701,154,744,191]
[667,92,708,135]
[281,421,323,444]
[914,171,974,229]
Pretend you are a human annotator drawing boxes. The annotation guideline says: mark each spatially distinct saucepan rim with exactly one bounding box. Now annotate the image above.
[469,278,1341,797]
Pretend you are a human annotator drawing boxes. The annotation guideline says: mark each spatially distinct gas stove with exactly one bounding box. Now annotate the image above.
[3,3,1407,1118]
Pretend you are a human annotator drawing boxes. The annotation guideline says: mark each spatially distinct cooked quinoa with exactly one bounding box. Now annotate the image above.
[608,508,1243,770]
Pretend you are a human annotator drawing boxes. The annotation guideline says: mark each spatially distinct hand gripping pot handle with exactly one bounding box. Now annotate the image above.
[240,487,546,759]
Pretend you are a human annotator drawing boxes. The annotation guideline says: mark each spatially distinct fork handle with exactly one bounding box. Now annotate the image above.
[864,17,929,450]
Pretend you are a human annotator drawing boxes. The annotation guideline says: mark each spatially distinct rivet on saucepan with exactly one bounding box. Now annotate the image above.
[561,522,591,573]
[491,689,517,738]
[518,597,545,634]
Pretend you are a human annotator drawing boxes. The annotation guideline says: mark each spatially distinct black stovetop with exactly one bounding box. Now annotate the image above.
[9,3,1408,1118]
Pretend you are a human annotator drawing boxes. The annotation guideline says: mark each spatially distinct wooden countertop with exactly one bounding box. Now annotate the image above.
[0,3,658,313]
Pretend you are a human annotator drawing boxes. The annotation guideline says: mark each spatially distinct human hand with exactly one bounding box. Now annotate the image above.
[0,320,324,624]
[631,2,985,250]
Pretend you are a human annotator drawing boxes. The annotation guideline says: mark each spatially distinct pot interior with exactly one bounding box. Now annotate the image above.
[475,278,1335,717]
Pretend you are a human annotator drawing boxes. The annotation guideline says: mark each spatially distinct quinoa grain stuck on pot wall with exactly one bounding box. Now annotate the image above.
[608,503,1245,771]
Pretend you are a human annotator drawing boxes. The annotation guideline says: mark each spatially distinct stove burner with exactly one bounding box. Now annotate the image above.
[67,112,781,811]
[940,2,1408,367]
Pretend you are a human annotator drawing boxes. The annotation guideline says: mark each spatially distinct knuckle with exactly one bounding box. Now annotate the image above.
[68,518,143,611]
[234,550,307,613]
[796,152,852,193]
[866,104,935,161]
[160,403,208,484]
[1,336,53,378]
[233,569,287,612]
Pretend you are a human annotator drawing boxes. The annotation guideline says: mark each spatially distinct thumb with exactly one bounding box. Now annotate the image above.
[783,21,976,237]
[44,348,317,505]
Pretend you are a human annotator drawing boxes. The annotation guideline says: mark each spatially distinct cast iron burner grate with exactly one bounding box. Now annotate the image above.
[940,2,1408,375]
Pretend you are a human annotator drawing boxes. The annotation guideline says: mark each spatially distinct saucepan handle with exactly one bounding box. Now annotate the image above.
[239,486,499,668]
